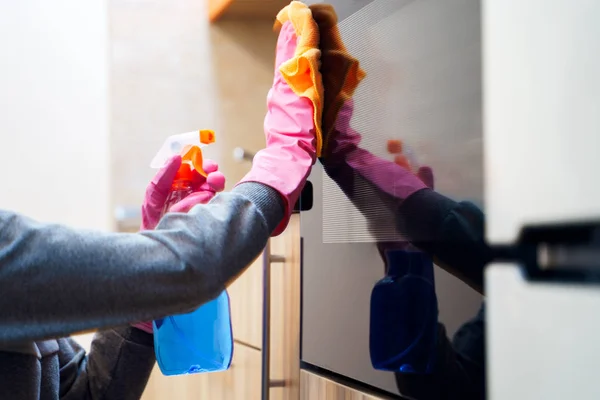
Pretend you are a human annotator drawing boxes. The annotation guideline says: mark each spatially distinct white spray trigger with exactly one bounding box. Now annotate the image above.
[150,130,213,169]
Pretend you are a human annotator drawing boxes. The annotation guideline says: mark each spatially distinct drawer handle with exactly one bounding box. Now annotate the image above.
[270,254,285,263]
[261,247,288,399]
[261,242,276,399]
[233,147,255,163]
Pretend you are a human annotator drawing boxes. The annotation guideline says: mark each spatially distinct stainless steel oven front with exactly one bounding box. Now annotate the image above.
[301,0,483,396]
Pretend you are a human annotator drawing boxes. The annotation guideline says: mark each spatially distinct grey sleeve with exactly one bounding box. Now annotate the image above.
[60,327,155,400]
[0,183,284,344]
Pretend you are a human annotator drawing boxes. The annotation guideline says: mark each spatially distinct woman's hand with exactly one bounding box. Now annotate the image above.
[140,155,226,231]
[235,2,322,236]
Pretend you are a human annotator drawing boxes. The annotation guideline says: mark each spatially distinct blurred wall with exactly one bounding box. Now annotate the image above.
[0,0,111,230]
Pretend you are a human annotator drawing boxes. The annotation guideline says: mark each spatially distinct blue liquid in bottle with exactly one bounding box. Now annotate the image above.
[153,291,233,375]
[152,164,234,376]
[369,249,438,373]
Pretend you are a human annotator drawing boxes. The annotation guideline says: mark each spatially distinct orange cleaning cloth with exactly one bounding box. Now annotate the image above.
[308,4,366,158]
[274,1,324,157]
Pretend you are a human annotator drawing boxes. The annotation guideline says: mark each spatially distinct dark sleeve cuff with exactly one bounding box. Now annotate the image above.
[112,326,154,347]
[233,182,285,235]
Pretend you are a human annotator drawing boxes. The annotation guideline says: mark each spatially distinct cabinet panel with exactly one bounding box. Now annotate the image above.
[270,215,301,400]
[300,370,389,400]
[208,0,291,21]
[142,343,260,400]
[228,255,263,349]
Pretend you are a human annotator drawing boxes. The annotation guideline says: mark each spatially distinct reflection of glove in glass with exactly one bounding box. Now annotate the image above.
[326,100,428,200]
[322,99,434,245]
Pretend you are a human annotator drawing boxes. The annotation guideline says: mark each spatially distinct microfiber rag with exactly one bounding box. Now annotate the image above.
[274,1,324,157]
[308,4,366,158]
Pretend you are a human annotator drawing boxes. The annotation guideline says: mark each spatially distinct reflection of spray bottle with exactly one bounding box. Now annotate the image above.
[150,130,234,376]
[370,249,438,374]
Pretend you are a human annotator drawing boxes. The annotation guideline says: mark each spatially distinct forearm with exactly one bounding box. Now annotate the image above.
[0,182,284,344]
[61,327,155,400]
[399,189,490,294]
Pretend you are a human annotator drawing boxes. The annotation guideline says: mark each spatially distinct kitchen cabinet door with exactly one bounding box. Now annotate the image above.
[300,370,391,400]
[228,255,263,349]
[142,343,261,400]
[270,215,302,400]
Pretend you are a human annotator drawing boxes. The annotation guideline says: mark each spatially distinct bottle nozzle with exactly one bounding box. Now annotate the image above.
[182,145,207,177]
[151,129,217,177]
[200,129,215,145]
[174,162,194,182]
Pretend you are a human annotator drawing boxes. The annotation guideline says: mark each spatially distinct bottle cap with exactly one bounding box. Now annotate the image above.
[385,250,412,274]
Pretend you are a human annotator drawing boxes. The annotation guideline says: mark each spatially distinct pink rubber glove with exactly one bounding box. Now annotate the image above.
[235,20,318,236]
[132,155,225,334]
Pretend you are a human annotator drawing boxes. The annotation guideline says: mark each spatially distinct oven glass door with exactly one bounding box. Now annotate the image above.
[301,0,483,396]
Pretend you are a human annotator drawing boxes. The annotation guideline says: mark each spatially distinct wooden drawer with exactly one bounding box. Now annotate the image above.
[300,370,390,400]
[270,215,301,400]
[228,255,263,349]
[141,343,260,400]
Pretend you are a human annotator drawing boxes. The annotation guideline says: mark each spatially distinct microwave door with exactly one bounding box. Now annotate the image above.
[300,0,483,396]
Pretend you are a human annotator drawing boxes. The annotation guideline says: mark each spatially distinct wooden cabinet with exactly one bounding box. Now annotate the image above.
[270,216,302,400]
[228,256,263,349]
[141,342,261,400]
[300,370,390,400]
[207,0,291,22]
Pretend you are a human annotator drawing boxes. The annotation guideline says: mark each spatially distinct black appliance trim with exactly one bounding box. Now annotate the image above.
[300,361,404,399]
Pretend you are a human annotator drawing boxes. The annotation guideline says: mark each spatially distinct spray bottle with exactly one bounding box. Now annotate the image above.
[150,129,234,376]
[370,142,438,373]
[369,249,438,373]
